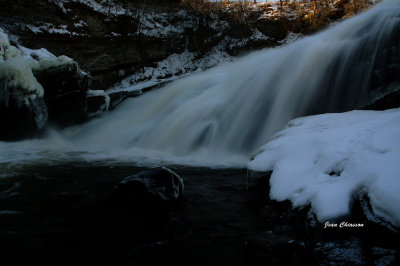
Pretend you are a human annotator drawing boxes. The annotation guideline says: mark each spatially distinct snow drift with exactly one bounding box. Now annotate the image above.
[248,108,400,227]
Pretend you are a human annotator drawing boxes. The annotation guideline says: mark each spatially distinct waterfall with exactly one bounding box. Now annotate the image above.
[1,0,399,167]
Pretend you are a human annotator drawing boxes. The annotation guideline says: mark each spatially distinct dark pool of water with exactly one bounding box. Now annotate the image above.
[0,163,398,265]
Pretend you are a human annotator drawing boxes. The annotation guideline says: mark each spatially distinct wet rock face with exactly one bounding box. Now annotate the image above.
[34,63,90,127]
[0,96,47,140]
[309,195,400,264]
[247,171,400,265]
[306,206,400,265]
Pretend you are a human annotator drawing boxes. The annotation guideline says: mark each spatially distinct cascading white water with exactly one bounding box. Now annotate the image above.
[1,0,399,168]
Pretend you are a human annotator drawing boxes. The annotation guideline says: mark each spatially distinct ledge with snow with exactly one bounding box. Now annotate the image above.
[248,108,400,229]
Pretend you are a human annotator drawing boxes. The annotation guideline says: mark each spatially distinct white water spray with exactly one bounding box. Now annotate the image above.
[1,0,399,167]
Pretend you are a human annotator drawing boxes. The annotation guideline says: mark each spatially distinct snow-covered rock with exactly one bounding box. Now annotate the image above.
[107,47,233,95]
[0,28,45,107]
[0,28,78,107]
[248,108,400,228]
[0,27,90,140]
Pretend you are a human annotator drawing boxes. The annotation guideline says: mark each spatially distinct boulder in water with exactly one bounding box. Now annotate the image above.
[105,167,184,218]
[104,167,183,236]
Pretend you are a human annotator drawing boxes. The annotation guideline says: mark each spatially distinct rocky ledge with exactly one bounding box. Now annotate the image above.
[0,28,111,140]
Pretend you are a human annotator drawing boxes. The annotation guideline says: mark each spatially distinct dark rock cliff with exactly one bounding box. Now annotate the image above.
[0,0,290,90]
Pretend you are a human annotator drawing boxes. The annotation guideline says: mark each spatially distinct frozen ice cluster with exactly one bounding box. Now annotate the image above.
[0,28,74,107]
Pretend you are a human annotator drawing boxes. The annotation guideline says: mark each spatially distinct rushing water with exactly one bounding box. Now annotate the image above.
[1,0,399,168]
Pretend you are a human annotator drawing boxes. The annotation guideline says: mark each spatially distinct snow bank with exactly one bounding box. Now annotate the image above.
[248,109,400,227]
[26,23,88,37]
[108,46,233,93]
[0,28,75,107]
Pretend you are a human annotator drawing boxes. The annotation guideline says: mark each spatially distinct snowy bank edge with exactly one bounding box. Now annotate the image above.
[247,108,400,228]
